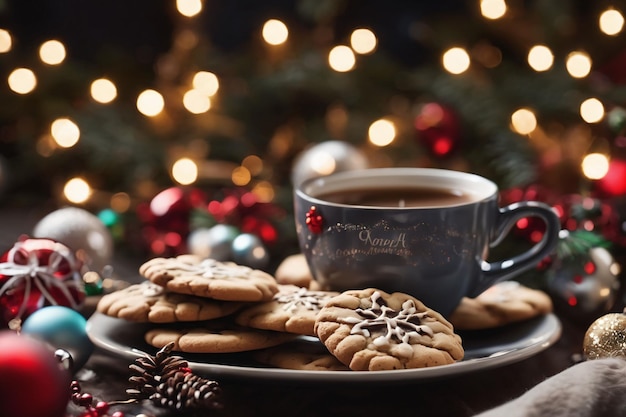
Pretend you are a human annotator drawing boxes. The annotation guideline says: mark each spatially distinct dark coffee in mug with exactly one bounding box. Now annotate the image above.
[315,186,475,208]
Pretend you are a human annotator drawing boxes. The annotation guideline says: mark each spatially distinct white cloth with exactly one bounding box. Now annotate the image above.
[475,358,626,417]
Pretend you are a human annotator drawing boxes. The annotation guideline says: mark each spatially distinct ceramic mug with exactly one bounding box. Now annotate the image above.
[293,167,561,317]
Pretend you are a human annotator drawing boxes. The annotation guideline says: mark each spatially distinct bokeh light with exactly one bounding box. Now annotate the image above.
[110,192,131,213]
[90,78,117,104]
[480,0,507,19]
[232,166,252,186]
[39,40,66,65]
[252,180,275,203]
[582,153,610,180]
[580,98,605,123]
[193,71,219,96]
[311,151,337,176]
[183,89,211,114]
[242,154,263,175]
[510,108,537,135]
[0,29,12,53]
[527,45,554,71]
[172,158,198,185]
[442,47,470,74]
[350,28,377,54]
[50,118,80,148]
[8,68,37,94]
[328,45,356,72]
[262,19,289,46]
[64,177,91,203]
[368,119,396,147]
[599,8,624,36]
[566,51,592,78]
[176,0,202,17]
[137,89,165,117]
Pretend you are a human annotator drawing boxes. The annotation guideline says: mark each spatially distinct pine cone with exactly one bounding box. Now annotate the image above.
[126,342,187,400]
[126,342,223,412]
[151,369,223,411]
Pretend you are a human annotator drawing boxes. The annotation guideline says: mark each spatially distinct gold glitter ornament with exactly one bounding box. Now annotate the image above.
[583,309,626,359]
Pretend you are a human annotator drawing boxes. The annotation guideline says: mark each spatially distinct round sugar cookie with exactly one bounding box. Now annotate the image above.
[235,285,340,336]
[96,282,243,323]
[144,319,295,353]
[140,255,279,302]
[448,281,553,331]
[315,288,464,371]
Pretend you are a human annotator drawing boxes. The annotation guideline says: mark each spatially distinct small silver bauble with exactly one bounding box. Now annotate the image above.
[187,224,239,261]
[548,246,620,317]
[231,233,269,269]
[32,207,114,271]
[291,140,369,186]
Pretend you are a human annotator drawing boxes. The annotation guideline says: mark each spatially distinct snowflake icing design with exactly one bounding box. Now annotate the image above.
[167,258,251,279]
[275,287,328,313]
[340,291,434,350]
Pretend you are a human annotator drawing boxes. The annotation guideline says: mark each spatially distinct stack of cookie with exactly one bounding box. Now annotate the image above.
[97,255,296,355]
[95,253,467,372]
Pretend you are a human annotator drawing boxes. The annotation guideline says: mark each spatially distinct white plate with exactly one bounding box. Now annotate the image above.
[86,312,561,384]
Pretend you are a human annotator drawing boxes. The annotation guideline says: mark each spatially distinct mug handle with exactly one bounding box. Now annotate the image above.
[470,201,561,297]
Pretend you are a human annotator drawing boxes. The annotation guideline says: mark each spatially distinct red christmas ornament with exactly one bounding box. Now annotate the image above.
[0,237,85,328]
[595,159,626,197]
[206,188,284,245]
[414,102,461,157]
[136,186,207,256]
[0,331,72,417]
[305,206,324,234]
[241,216,278,244]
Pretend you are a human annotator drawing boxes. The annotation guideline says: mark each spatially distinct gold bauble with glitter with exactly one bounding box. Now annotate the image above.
[583,309,626,359]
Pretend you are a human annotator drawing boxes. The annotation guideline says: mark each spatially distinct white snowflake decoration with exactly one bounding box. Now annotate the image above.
[275,287,329,313]
[167,258,252,279]
[340,291,434,349]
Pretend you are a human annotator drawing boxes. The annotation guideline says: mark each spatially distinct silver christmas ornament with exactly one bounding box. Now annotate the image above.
[291,140,369,186]
[32,207,114,272]
[548,247,620,319]
[187,224,239,261]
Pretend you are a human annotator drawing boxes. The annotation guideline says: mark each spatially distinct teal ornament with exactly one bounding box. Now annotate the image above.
[21,306,94,372]
[231,233,269,269]
[188,224,239,261]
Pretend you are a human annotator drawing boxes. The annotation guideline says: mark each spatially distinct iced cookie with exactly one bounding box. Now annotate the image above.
[315,288,464,371]
[144,319,295,353]
[254,341,349,371]
[96,282,243,323]
[140,255,279,302]
[235,285,340,336]
[448,281,553,330]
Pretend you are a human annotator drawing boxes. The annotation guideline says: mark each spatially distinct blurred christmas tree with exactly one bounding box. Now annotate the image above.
[1,0,626,296]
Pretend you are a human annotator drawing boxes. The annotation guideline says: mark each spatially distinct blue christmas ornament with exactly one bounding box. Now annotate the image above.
[21,305,94,372]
